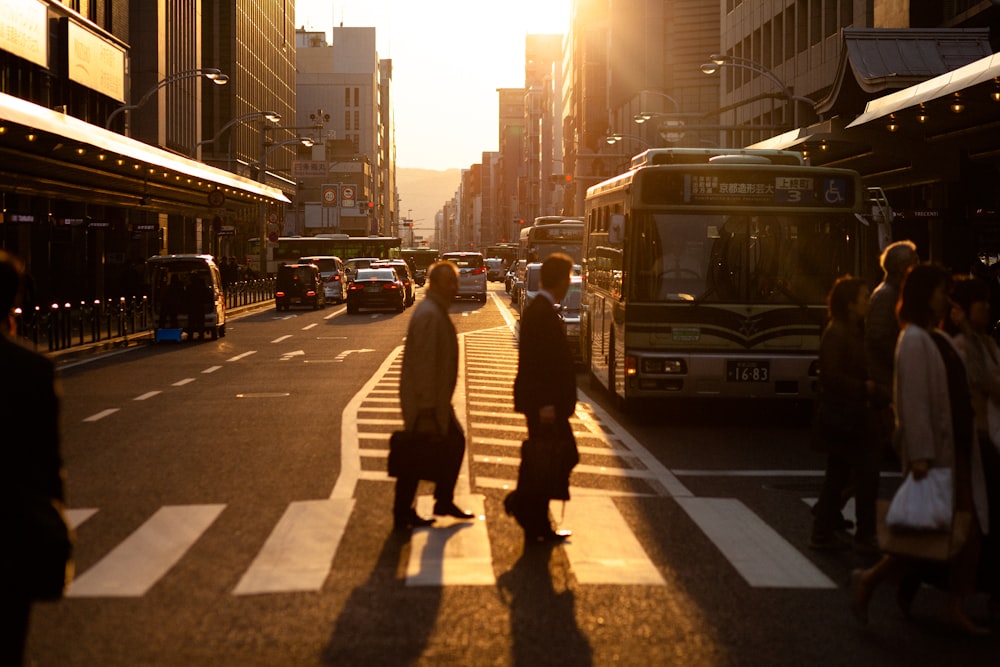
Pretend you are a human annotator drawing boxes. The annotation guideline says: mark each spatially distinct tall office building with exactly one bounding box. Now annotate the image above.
[296,26,397,236]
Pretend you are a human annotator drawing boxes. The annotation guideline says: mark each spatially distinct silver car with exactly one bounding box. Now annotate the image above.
[440,252,488,302]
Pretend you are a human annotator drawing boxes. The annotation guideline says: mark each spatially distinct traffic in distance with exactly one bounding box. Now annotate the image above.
[167,147,890,412]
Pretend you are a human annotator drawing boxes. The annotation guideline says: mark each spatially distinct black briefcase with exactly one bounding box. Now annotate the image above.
[387,430,445,481]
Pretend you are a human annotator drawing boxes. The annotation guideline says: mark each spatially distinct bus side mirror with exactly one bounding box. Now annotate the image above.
[609,214,625,245]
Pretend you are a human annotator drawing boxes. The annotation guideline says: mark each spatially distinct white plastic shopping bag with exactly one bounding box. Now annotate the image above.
[884,467,953,531]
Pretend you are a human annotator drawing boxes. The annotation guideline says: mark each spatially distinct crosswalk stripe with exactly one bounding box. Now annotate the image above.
[65,508,98,529]
[475,477,655,498]
[674,497,836,589]
[406,495,494,586]
[560,496,665,585]
[472,454,655,479]
[67,504,225,598]
[234,499,355,595]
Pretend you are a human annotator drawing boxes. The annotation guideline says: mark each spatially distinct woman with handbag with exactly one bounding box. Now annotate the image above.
[850,263,990,635]
[809,276,881,553]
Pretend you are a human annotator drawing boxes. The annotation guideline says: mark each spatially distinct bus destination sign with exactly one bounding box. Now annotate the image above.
[646,170,853,207]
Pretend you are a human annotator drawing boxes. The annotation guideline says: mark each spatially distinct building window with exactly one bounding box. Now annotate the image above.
[345,88,350,107]
[354,110,360,130]
[344,110,350,130]
[354,88,360,107]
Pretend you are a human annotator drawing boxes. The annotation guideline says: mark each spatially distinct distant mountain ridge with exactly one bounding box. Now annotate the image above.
[396,167,461,241]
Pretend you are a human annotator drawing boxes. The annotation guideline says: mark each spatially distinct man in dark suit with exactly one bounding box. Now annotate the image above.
[511,253,578,544]
[1,251,67,665]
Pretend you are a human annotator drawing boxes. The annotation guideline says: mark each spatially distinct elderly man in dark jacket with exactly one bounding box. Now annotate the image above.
[394,261,475,531]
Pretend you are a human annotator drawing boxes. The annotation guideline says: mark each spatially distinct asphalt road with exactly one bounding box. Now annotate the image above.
[24,281,999,666]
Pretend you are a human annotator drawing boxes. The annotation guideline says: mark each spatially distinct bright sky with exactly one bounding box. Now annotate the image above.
[296,0,572,172]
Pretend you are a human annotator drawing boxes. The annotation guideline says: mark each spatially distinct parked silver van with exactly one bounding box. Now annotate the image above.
[147,254,227,340]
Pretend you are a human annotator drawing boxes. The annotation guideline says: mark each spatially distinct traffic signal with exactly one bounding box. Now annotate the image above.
[550,174,572,184]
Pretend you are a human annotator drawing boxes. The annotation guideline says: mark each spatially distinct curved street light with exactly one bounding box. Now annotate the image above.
[605,133,651,148]
[700,54,815,127]
[105,68,230,130]
[194,110,281,168]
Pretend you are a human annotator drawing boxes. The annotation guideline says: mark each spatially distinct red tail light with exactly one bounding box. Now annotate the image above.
[306,290,317,297]
[275,291,286,298]
[348,283,363,291]
[383,283,400,290]
[471,266,485,275]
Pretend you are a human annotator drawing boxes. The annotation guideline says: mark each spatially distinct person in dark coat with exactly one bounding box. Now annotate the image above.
[159,274,185,329]
[509,253,579,544]
[185,273,209,340]
[0,251,67,666]
[809,276,880,552]
[395,261,475,531]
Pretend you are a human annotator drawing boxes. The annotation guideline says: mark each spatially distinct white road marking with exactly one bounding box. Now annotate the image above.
[65,508,98,529]
[406,495,494,586]
[202,366,222,374]
[83,408,119,422]
[332,346,404,500]
[560,496,665,585]
[233,499,355,595]
[227,351,257,362]
[674,497,836,589]
[133,391,161,401]
[271,335,292,343]
[172,378,195,387]
[67,505,225,598]
[281,350,306,361]
[301,323,318,330]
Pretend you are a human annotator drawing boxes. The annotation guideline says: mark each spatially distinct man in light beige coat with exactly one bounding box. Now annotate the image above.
[394,261,475,531]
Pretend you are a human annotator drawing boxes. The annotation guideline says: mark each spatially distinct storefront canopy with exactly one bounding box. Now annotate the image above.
[846,51,1000,128]
[0,91,290,215]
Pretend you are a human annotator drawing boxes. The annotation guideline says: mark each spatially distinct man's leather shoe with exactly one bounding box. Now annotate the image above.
[544,529,572,542]
[526,529,571,545]
[394,511,434,531]
[433,501,475,520]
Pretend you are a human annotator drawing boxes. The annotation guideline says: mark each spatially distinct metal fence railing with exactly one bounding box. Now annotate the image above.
[13,278,275,354]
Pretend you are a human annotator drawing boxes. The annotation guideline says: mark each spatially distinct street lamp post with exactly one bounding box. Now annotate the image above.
[194,110,281,168]
[700,54,815,128]
[256,136,315,275]
[105,68,229,131]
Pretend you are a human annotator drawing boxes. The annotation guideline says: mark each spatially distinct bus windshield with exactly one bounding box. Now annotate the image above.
[629,211,857,305]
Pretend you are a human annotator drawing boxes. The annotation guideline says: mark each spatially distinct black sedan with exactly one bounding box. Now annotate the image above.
[346,268,406,314]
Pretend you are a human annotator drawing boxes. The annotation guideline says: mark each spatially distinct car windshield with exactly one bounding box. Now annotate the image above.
[355,268,396,281]
[443,254,483,269]
[301,258,338,273]
[560,285,581,310]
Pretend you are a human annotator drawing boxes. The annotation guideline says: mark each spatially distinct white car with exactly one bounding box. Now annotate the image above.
[440,251,487,302]
[300,255,347,303]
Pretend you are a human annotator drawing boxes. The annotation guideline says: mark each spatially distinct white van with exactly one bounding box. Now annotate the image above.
[299,255,347,303]
[147,254,227,340]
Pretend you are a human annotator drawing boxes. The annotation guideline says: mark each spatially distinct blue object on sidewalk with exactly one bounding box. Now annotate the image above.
[155,328,183,342]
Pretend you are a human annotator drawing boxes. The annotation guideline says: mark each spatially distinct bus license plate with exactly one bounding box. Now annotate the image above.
[726,360,770,382]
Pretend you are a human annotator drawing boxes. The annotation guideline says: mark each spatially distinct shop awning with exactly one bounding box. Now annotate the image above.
[846,51,1000,128]
[0,91,290,210]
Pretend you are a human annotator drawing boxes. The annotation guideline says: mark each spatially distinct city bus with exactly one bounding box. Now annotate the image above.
[582,148,879,406]
[248,234,402,275]
[392,247,440,285]
[484,242,519,268]
[518,217,585,264]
